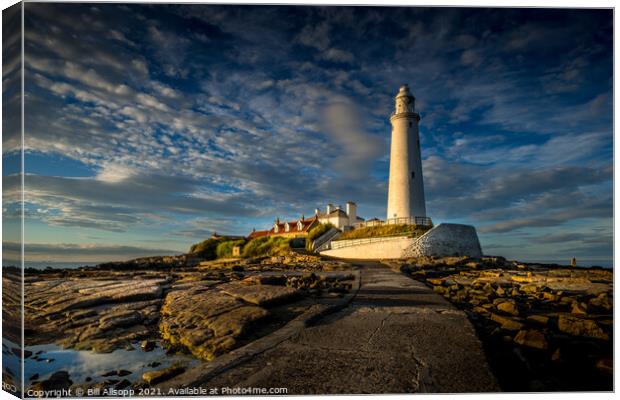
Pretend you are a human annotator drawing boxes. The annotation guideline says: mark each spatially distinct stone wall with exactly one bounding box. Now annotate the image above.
[402,223,483,258]
[320,223,483,259]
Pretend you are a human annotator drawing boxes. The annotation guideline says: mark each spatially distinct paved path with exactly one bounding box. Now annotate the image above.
[204,261,498,394]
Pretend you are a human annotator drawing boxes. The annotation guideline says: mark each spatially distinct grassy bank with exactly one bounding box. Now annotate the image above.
[335,224,430,241]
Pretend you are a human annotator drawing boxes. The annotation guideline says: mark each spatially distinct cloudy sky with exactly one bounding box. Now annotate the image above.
[2,4,613,264]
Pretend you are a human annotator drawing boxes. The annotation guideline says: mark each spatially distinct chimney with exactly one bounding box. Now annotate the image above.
[326,203,333,214]
[346,201,357,226]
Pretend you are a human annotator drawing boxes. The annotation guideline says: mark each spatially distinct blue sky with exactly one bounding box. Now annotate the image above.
[2,4,613,263]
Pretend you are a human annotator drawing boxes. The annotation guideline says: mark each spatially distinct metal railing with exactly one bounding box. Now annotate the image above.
[312,228,341,252]
[330,235,411,250]
[353,216,432,229]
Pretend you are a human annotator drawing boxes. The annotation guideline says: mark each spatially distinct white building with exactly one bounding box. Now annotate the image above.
[315,201,364,230]
[386,84,426,221]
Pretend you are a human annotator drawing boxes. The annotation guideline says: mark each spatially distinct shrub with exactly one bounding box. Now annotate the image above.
[216,239,246,258]
[242,236,291,258]
[188,238,221,260]
[305,223,334,251]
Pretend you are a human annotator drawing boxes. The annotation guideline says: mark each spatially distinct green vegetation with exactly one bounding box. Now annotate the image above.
[189,237,246,260]
[305,223,334,251]
[188,238,221,260]
[216,239,246,258]
[335,224,430,241]
[242,236,292,258]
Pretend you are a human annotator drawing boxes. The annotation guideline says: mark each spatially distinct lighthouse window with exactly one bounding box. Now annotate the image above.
[411,171,415,179]
[409,122,412,127]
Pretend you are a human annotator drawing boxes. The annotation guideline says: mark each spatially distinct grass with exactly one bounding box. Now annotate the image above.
[216,239,246,258]
[189,237,246,260]
[305,223,334,251]
[334,224,431,241]
[241,236,292,258]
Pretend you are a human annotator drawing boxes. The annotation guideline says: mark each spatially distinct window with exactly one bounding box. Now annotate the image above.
[411,171,415,179]
[409,122,412,127]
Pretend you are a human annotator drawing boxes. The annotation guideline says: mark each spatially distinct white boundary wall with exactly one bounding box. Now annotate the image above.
[321,236,413,259]
[320,223,483,259]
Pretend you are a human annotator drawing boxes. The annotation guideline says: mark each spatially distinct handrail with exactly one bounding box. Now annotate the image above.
[330,235,411,250]
[353,216,432,229]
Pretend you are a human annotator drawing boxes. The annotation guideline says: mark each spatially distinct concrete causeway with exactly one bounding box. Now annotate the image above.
[202,261,499,394]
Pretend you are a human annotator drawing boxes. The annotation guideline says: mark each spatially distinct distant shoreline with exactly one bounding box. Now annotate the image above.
[3,257,614,271]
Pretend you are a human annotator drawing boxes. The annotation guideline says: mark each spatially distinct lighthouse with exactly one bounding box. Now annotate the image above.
[386,84,426,221]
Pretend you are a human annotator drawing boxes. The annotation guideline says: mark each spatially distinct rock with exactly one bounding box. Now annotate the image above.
[526,315,549,326]
[98,311,142,330]
[141,340,156,352]
[595,359,613,375]
[589,292,612,311]
[159,288,269,361]
[101,370,117,377]
[117,370,132,377]
[85,377,92,382]
[541,292,559,301]
[551,348,562,362]
[218,283,300,306]
[490,313,524,331]
[147,362,161,368]
[514,329,548,350]
[103,379,119,386]
[570,301,588,315]
[497,300,519,316]
[29,373,39,381]
[115,379,132,390]
[557,314,609,340]
[29,371,73,392]
[142,364,185,385]
[242,275,287,286]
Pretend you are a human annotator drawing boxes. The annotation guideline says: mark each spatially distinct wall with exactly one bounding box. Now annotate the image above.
[321,236,414,259]
[402,223,483,258]
[320,223,483,259]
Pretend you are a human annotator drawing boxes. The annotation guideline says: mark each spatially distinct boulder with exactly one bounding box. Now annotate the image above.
[570,301,588,315]
[490,313,524,331]
[497,300,519,316]
[557,314,609,340]
[514,329,548,350]
[218,283,300,306]
[29,371,72,392]
[526,315,549,326]
[142,364,185,385]
[595,359,613,375]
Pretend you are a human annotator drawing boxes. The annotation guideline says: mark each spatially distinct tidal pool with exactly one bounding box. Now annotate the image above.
[4,339,199,387]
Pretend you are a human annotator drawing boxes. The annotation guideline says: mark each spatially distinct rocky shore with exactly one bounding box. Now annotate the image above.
[3,253,613,395]
[389,256,613,391]
[14,253,356,394]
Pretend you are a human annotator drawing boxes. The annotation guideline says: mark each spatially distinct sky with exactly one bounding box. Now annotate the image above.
[2,3,613,264]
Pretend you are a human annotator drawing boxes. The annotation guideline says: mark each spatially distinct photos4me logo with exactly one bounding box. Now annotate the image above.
[2,381,17,393]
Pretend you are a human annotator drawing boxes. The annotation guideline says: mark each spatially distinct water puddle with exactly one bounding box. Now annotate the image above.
[4,339,199,387]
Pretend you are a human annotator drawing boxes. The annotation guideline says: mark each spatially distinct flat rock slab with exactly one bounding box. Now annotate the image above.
[160,283,269,361]
[196,262,499,394]
[218,283,300,306]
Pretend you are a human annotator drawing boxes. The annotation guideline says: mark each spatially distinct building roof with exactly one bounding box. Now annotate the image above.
[319,208,348,218]
[247,229,270,239]
[272,216,317,234]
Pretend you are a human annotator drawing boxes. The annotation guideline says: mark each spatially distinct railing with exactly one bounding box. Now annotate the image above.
[353,216,432,229]
[330,235,411,250]
[312,228,341,252]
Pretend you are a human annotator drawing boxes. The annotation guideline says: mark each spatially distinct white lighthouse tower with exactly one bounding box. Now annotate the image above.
[386,84,426,221]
